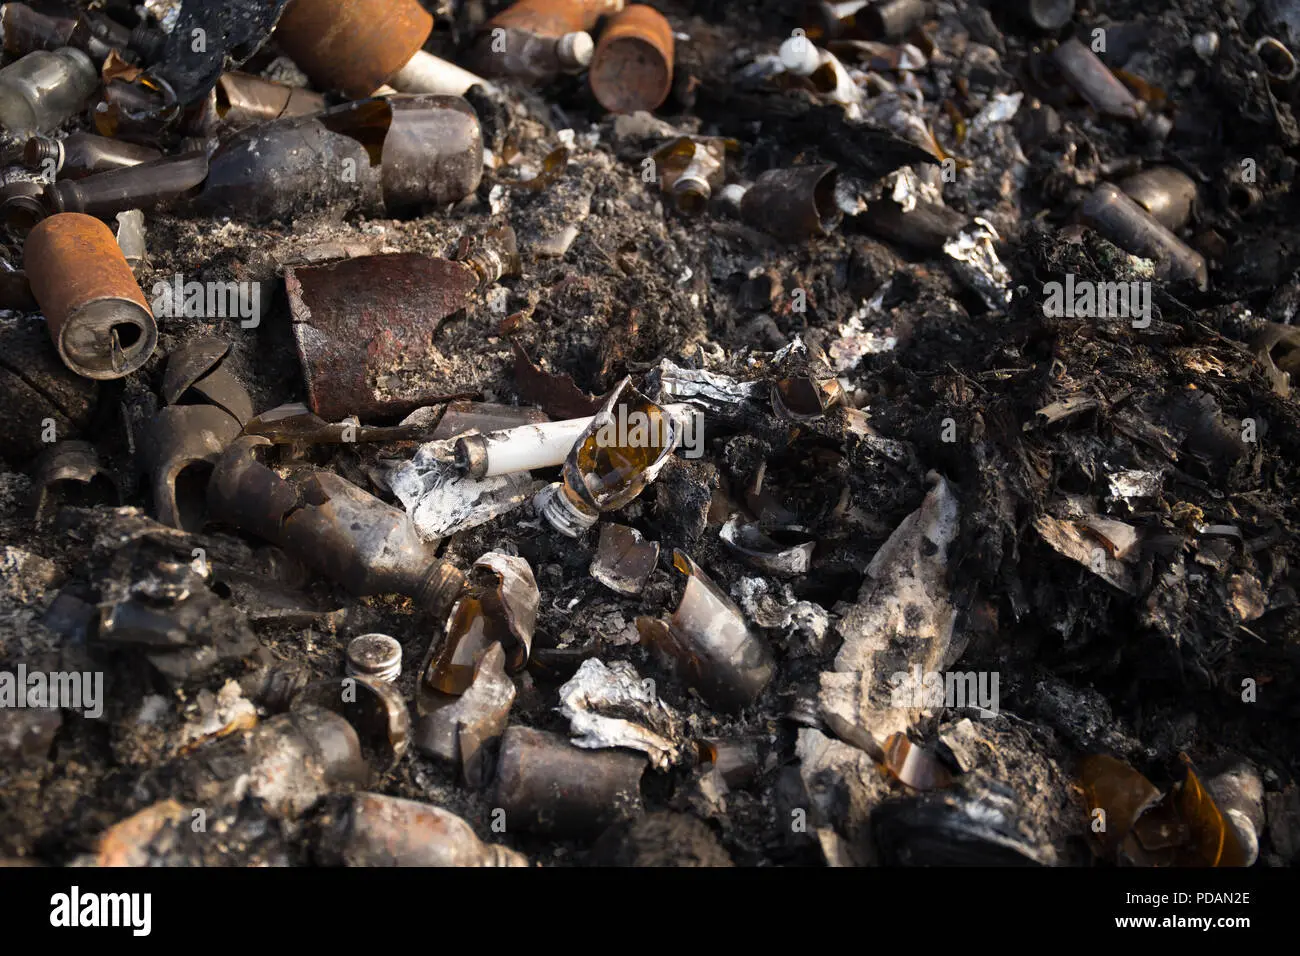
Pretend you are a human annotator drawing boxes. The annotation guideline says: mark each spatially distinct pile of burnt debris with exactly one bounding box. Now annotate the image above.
[1,0,1298,869]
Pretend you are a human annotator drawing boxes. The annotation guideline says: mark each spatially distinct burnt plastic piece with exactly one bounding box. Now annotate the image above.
[1118,166,1198,232]
[162,336,253,426]
[317,792,528,866]
[1079,183,1208,289]
[43,151,209,219]
[271,0,432,98]
[198,95,483,223]
[1013,0,1074,31]
[0,318,98,462]
[862,0,927,40]
[425,553,538,695]
[492,725,646,836]
[280,472,466,618]
[139,404,243,531]
[24,132,163,180]
[24,212,158,380]
[589,4,674,113]
[285,253,478,421]
[637,550,776,711]
[187,72,326,136]
[207,436,301,542]
[740,164,842,242]
[535,378,679,536]
[150,0,294,108]
[590,523,660,594]
[293,676,410,774]
[30,440,120,523]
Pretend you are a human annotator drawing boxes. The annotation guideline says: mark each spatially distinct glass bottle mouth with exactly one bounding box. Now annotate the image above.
[563,377,678,513]
[535,481,598,538]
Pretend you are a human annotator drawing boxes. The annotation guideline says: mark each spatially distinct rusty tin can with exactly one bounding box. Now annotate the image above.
[24,211,156,379]
[272,0,433,98]
[589,4,674,113]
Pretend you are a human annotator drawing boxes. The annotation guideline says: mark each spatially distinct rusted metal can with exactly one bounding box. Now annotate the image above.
[24,212,156,379]
[272,0,433,98]
[589,4,674,114]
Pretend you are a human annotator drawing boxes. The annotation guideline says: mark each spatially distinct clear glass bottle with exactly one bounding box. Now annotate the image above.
[0,47,98,133]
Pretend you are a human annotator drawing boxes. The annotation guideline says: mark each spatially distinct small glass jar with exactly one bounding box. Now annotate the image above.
[0,47,98,133]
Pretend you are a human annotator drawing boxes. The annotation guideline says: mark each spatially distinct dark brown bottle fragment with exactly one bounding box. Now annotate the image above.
[197,95,483,224]
[636,550,776,711]
[425,553,537,695]
[42,152,209,219]
[492,726,646,836]
[1118,166,1198,232]
[279,472,466,619]
[316,792,528,866]
[23,132,162,180]
[740,164,842,242]
[1078,183,1208,289]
